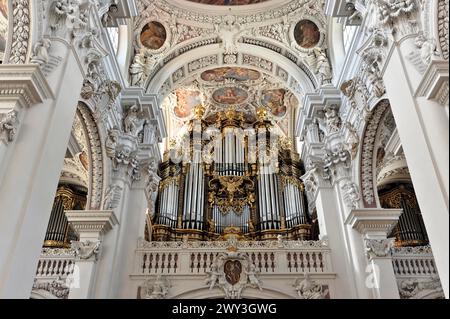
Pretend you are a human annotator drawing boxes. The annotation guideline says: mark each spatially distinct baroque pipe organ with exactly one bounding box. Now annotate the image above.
[153,106,311,241]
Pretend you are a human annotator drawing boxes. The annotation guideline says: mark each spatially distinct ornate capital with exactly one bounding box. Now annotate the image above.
[364,238,394,259]
[71,240,101,262]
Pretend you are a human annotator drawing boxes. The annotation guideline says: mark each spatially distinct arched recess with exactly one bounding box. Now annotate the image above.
[359,99,390,208]
[76,102,105,210]
[171,286,296,299]
[144,42,318,103]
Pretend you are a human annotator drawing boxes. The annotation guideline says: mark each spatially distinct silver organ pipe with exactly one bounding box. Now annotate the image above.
[153,108,311,241]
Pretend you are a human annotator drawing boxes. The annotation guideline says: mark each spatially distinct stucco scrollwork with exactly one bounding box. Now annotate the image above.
[140,275,170,299]
[364,238,394,259]
[293,273,328,299]
[204,249,263,299]
[71,240,102,261]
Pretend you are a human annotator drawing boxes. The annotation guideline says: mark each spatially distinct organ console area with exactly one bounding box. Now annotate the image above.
[152,105,311,241]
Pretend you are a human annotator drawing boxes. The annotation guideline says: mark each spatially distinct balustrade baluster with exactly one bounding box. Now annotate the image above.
[155,253,160,273]
[167,253,172,273]
[174,253,178,273]
[287,253,292,272]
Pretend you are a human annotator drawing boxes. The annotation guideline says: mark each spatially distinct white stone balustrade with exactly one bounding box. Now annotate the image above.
[392,246,439,279]
[132,239,333,276]
[35,248,75,280]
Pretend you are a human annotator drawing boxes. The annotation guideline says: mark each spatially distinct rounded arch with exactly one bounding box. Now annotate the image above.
[76,101,105,210]
[359,99,390,208]
[171,286,296,299]
[326,16,346,82]
[3,0,33,64]
[145,43,318,102]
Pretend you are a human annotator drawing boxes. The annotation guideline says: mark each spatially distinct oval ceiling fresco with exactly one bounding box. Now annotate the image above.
[186,0,268,5]
[261,89,287,117]
[140,21,167,50]
[175,90,202,119]
[201,67,261,82]
[294,20,321,49]
[213,87,248,105]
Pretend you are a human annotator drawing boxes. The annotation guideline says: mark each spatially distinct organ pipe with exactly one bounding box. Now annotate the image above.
[152,107,312,241]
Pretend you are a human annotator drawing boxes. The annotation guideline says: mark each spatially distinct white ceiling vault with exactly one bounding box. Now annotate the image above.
[130,0,332,139]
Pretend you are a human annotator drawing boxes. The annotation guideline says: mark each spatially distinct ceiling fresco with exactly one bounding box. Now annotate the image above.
[140,21,167,50]
[261,89,287,118]
[212,87,249,105]
[201,67,261,82]
[294,20,321,49]
[175,90,203,119]
[186,0,269,5]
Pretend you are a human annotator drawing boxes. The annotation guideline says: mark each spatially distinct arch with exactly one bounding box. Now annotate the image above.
[76,102,105,210]
[171,286,296,299]
[145,42,318,102]
[359,99,390,208]
[3,0,32,64]
[326,16,346,82]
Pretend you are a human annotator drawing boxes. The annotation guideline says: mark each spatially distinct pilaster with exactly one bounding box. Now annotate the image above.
[66,210,118,299]
[346,208,402,299]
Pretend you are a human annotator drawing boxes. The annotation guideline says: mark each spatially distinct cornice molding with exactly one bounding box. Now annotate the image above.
[66,210,119,236]
[415,59,449,104]
[345,208,402,236]
[0,64,55,107]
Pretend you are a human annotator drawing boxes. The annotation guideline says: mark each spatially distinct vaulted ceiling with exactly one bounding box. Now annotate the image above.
[132,0,330,141]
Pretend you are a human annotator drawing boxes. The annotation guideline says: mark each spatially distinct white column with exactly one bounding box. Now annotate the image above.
[383,49,449,298]
[0,61,83,298]
[66,210,118,299]
[312,182,361,298]
[346,209,402,299]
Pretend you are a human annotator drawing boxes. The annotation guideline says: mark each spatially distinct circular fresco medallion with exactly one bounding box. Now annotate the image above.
[294,20,320,49]
[201,67,261,82]
[140,21,167,50]
[261,89,287,117]
[212,87,248,105]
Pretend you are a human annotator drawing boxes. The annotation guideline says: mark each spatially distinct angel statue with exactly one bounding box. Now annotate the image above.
[30,38,52,66]
[205,263,221,290]
[124,104,147,137]
[246,264,263,290]
[129,52,148,87]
